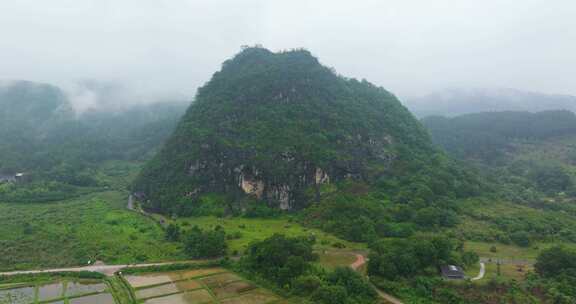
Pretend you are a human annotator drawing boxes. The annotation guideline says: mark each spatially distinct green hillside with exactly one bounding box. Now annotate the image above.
[423,110,576,198]
[0,81,187,203]
[134,47,479,216]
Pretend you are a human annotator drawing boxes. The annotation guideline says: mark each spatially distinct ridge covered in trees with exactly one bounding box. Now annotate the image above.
[0,80,187,202]
[134,47,480,216]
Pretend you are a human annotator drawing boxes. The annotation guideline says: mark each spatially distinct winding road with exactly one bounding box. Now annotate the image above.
[471,262,486,281]
[349,254,404,304]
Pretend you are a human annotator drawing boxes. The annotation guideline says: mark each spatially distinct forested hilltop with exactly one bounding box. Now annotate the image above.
[0,80,188,202]
[133,47,480,216]
[423,110,576,197]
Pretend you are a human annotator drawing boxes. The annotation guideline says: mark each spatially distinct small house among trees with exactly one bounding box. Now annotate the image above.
[0,173,28,183]
[0,174,16,183]
[441,265,465,280]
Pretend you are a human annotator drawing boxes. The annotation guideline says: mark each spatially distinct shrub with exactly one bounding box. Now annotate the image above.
[312,285,348,304]
[461,251,480,267]
[165,223,181,241]
[327,267,376,301]
[510,231,531,247]
[535,246,576,278]
[293,275,322,296]
[183,226,227,258]
[241,234,316,287]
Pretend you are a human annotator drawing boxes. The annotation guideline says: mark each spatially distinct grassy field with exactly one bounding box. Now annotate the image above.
[0,186,363,273]
[0,190,185,271]
[174,216,365,256]
[465,241,540,261]
[483,263,533,282]
[316,250,361,270]
[0,157,364,273]
[465,240,576,261]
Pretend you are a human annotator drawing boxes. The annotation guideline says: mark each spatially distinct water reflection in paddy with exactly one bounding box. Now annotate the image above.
[136,283,179,299]
[69,293,115,304]
[66,282,106,296]
[143,289,214,304]
[37,282,64,301]
[125,268,227,288]
[0,286,35,304]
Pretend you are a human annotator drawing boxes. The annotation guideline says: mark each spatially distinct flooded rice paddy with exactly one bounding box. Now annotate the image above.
[0,286,34,304]
[68,293,115,304]
[0,280,111,304]
[135,283,180,299]
[126,268,282,304]
[143,290,213,304]
[37,282,63,301]
[125,267,227,288]
[65,282,106,296]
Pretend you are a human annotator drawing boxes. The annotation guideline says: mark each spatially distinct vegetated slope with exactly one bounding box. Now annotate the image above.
[134,47,475,215]
[0,80,188,202]
[406,88,576,117]
[0,190,184,271]
[423,110,576,200]
[423,110,576,164]
[0,81,74,173]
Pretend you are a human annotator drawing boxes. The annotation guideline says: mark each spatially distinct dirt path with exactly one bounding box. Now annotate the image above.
[480,257,534,266]
[471,262,485,281]
[127,194,169,228]
[0,261,199,277]
[349,254,404,304]
[350,254,366,270]
[374,287,405,304]
[127,194,134,210]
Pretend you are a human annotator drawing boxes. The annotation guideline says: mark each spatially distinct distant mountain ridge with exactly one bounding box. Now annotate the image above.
[422,110,576,163]
[0,80,188,185]
[405,88,576,117]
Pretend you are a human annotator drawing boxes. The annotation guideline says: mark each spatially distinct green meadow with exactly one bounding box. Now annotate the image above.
[0,190,184,272]
[173,216,366,255]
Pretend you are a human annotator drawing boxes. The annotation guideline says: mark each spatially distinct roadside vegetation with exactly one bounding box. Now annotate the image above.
[0,190,184,272]
[235,234,377,304]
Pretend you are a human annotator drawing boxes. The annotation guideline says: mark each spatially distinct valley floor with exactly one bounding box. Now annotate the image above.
[0,190,185,272]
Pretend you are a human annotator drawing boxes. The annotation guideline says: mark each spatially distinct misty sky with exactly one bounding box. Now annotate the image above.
[1,0,575,101]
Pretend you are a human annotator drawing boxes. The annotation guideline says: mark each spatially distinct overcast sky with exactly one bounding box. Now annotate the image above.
[1,0,575,101]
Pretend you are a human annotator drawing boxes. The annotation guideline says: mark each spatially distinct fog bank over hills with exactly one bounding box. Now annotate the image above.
[405,88,576,118]
[0,79,190,116]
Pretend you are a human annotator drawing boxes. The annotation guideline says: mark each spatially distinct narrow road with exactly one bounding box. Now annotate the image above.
[349,254,404,304]
[471,262,485,281]
[0,261,199,277]
[127,194,134,210]
[127,193,169,228]
[374,287,405,304]
[350,254,366,270]
[480,257,533,265]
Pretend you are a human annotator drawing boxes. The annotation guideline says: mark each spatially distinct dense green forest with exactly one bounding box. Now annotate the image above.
[134,47,482,217]
[0,81,187,202]
[423,110,576,198]
[4,50,576,303]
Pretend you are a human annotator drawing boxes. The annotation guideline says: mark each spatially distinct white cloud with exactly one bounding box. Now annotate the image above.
[0,0,574,99]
